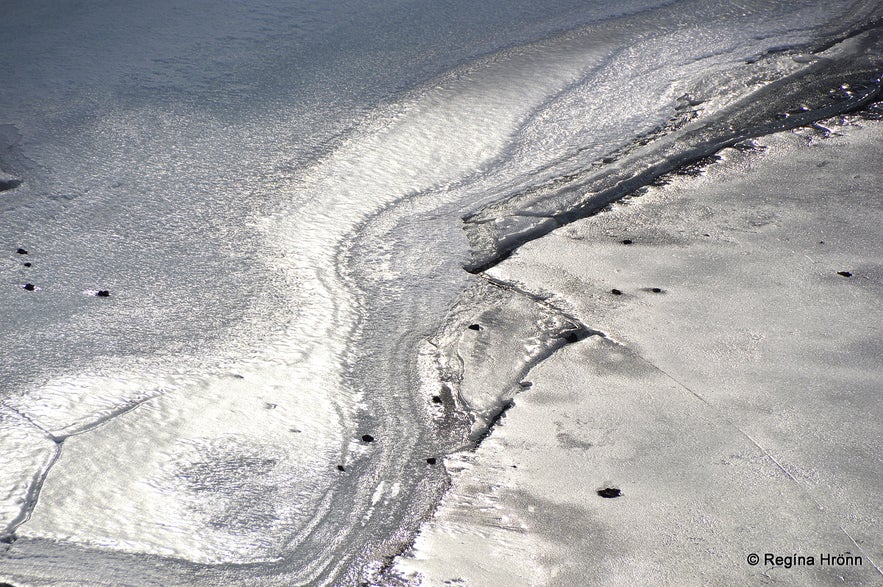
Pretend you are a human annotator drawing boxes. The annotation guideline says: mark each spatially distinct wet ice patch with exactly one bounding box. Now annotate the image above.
[0,408,57,538]
[433,279,589,440]
[19,363,342,564]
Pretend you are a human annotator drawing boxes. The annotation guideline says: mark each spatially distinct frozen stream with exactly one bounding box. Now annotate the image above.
[1,1,881,585]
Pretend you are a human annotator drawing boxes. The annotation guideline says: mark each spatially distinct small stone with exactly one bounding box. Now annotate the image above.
[426,457,437,465]
[15,248,27,255]
[337,465,346,472]
[621,239,633,245]
[22,262,31,268]
[468,323,481,331]
[611,289,623,296]
[564,332,579,343]
[597,487,622,498]
[23,283,35,291]
[361,434,374,443]
[651,287,663,293]
[96,290,111,297]
[837,271,852,277]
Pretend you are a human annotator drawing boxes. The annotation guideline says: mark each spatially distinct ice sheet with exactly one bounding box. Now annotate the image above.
[2,0,881,585]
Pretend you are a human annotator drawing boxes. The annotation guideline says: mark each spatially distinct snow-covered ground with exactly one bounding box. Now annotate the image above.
[397,118,882,585]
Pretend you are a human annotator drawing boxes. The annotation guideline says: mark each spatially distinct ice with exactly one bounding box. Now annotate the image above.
[19,364,344,564]
[431,280,585,439]
[0,409,57,539]
[2,0,882,584]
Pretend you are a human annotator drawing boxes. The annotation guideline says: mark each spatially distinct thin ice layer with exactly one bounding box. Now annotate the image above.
[462,27,883,271]
[0,409,57,538]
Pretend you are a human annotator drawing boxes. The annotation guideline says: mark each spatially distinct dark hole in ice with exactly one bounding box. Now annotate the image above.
[597,487,622,498]
[611,288,623,295]
[651,287,663,293]
[337,465,345,472]
[621,239,633,245]
[564,332,579,343]
[15,248,27,255]
[468,323,481,331]
[96,290,111,297]
[361,434,375,443]
[837,271,852,277]
[431,395,442,404]
[426,457,437,465]
[23,283,35,291]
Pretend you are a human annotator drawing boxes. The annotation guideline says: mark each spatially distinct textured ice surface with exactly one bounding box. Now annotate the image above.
[431,281,585,439]
[2,0,882,585]
[398,119,883,585]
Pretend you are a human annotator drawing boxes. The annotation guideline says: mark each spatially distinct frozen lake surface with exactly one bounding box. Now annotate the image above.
[1,1,881,585]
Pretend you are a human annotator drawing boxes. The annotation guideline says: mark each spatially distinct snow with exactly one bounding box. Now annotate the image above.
[397,119,883,585]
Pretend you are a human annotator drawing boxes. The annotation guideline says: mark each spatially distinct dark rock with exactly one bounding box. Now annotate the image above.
[426,457,437,465]
[837,271,852,277]
[564,332,579,343]
[361,434,374,443]
[468,323,481,331]
[431,395,442,404]
[0,582,17,587]
[22,262,31,267]
[651,287,663,293]
[337,465,346,472]
[597,487,622,498]
[610,289,623,295]
[819,241,825,244]
[621,239,633,245]
[0,177,22,191]
[15,248,27,255]
[23,283,35,291]
[96,290,111,297]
